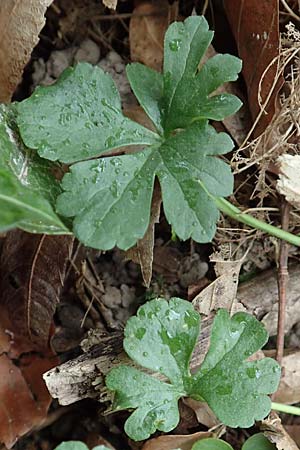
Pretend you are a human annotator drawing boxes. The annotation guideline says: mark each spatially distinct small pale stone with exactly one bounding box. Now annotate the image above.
[74,38,100,65]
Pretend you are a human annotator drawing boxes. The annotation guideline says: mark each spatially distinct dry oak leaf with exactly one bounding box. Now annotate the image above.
[0,0,53,103]
[224,0,281,135]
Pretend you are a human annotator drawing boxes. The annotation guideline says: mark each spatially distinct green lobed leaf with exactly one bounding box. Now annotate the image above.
[123,298,200,384]
[16,15,242,250]
[16,63,160,163]
[162,16,242,131]
[192,309,281,427]
[0,105,69,234]
[106,366,183,441]
[56,122,233,249]
[106,298,281,441]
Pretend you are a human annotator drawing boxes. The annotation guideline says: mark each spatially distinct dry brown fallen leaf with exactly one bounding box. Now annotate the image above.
[126,183,161,287]
[0,0,53,102]
[0,352,57,449]
[142,431,214,450]
[129,0,179,71]
[285,426,300,448]
[224,0,281,135]
[262,412,300,450]
[0,231,72,447]
[277,154,300,209]
[183,398,220,429]
[0,230,73,351]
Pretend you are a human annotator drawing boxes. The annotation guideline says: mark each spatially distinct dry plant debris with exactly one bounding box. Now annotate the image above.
[0,0,53,102]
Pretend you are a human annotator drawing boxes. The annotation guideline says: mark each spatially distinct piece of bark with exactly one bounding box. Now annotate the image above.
[237,264,300,336]
[44,265,300,405]
[44,316,214,406]
[0,0,53,103]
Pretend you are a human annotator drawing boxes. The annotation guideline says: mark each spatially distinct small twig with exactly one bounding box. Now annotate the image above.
[280,0,300,21]
[92,12,164,20]
[276,198,290,364]
[201,0,209,15]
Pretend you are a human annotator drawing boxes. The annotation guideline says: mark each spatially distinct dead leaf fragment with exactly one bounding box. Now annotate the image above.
[130,1,179,71]
[142,431,214,450]
[0,230,73,350]
[126,183,161,287]
[183,398,220,429]
[262,412,300,450]
[193,254,245,316]
[277,154,300,209]
[102,0,117,9]
[273,351,300,404]
[224,0,281,134]
[0,0,53,102]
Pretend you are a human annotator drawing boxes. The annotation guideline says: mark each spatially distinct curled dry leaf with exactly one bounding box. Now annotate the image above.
[277,154,300,209]
[0,230,73,351]
[192,254,245,316]
[125,182,161,287]
[224,0,281,134]
[142,431,214,450]
[129,0,179,71]
[0,0,53,102]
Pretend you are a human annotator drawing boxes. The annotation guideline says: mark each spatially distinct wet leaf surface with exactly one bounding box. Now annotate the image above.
[0,105,68,234]
[106,298,281,441]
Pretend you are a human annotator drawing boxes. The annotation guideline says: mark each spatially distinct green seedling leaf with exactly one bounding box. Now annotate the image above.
[16,63,160,163]
[54,442,110,450]
[16,15,242,250]
[242,433,276,450]
[0,105,68,234]
[189,434,276,450]
[54,443,88,450]
[191,438,233,449]
[106,298,281,441]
